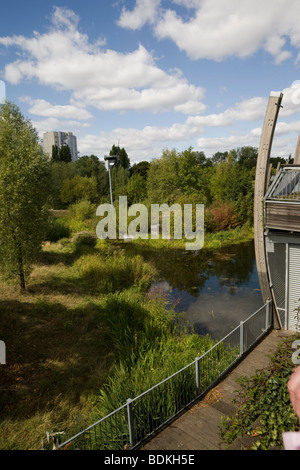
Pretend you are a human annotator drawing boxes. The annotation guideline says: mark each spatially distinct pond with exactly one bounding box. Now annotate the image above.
[128,240,263,340]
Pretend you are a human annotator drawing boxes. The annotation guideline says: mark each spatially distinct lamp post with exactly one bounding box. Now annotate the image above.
[104,155,118,205]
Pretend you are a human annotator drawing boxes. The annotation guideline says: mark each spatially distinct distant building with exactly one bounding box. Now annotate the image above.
[43,131,78,161]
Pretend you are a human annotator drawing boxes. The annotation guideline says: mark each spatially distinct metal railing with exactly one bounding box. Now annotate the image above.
[58,300,273,450]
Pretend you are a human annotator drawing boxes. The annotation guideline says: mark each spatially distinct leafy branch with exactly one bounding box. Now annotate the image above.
[219,336,300,450]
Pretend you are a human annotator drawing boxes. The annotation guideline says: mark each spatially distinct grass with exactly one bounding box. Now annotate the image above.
[0,210,254,450]
[116,224,254,252]
[0,234,157,449]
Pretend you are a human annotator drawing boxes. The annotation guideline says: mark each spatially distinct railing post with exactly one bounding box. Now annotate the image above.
[195,357,200,395]
[266,299,270,330]
[126,398,134,448]
[239,321,244,356]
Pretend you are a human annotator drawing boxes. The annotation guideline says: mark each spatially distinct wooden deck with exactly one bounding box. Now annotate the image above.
[265,200,300,232]
[141,329,295,451]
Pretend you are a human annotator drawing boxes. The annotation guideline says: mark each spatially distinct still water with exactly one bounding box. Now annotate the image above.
[136,240,263,340]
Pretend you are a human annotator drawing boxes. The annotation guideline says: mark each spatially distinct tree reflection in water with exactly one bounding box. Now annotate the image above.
[122,240,263,339]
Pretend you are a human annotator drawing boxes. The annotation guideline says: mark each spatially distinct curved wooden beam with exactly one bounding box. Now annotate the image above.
[254,93,283,320]
[294,132,300,164]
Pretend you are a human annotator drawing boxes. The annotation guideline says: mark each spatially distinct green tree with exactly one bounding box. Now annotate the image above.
[111,165,129,199]
[75,155,109,199]
[127,173,147,204]
[147,149,181,203]
[234,146,258,170]
[177,147,211,202]
[0,101,50,291]
[109,145,130,169]
[51,144,60,162]
[75,155,100,178]
[97,161,109,199]
[131,161,150,179]
[211,151,228,165]
[59,144,72,163]
[210,153,254,224]
[50,161,77,208]
[60,175,98,204]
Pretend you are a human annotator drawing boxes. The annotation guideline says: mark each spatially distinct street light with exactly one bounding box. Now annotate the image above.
[104,155,118,205]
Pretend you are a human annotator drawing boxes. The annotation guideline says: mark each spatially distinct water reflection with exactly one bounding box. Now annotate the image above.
[123,240,262,340]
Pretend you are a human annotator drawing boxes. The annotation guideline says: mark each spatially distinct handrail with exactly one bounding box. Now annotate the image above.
[58,300,273,450]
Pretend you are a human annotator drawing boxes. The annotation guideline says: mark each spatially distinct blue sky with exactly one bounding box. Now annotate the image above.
[1,0,300,163]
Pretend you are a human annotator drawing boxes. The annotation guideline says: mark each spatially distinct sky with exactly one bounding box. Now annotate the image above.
[1,0,300,164]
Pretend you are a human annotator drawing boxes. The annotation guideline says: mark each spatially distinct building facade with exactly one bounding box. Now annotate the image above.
[254,92,300,332]
[43,131,78,161]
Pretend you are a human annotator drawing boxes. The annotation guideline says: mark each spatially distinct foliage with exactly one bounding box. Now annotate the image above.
[219,336,300,450]
[127,173,147,204]
[205,200,240,232]
[60,175,98,204]
[72,250,155,295]
[49,161,77,209]
[147,149,182,203]
[111,165,129,200]
[109,145,130,169]
[69,199,96,222]
[47,143,258,233]
[45,215,71,242]
[0,101,50,290]
[51,143,72,163]
[131,160,150,179]
[71,231,97,251]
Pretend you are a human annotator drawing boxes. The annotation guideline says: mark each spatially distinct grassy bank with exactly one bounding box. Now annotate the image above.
[107,224,254,252]
[0,212,223,450]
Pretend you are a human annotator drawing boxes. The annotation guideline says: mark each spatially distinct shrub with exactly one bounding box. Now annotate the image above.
[69,199,96,222]
[72,231,97,250]
[72,251,156,294]
[45,215,71,242]
[219,336,300,450]
[205,200,239,232]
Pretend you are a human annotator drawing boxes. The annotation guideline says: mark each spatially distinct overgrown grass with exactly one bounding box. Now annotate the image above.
[1,210,223,450]
[119,224,254,251]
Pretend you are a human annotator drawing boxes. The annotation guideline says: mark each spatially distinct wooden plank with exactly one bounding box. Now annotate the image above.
[265,201,300,232]
[294,132,300,164]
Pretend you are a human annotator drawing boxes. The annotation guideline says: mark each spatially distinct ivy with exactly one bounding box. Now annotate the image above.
[219,336,300,450]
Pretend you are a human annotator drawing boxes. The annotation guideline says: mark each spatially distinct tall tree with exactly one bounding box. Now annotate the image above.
[131,161,150,179]
[51,144,60,162]
[0,102,50,291]
[109,145,130,169]
[59,144,72,163]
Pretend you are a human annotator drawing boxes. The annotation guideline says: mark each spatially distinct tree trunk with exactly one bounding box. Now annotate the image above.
[18,250,26,292]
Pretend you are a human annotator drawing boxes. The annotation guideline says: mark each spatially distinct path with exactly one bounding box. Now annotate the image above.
[141,329,295,450]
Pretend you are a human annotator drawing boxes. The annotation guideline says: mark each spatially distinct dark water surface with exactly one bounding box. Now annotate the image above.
[128,240,263,340]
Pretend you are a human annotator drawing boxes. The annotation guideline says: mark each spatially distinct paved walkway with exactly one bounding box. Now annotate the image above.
[141,329,295,451]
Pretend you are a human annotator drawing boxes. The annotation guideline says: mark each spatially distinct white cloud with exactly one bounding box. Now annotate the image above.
[32,117,91,139]
[119,0,300,63]
[20,97,93,121]
[117,0,161,30]
[85,86,299,161]
[0,6,205,115]
[186,97,268,129]
[75,95,273,161]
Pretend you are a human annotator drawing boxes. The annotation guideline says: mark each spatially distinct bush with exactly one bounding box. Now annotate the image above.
[45,216,71,242]
[69,199,96,222]
[72,231,97,250]
[205,200,239,232]
[72,251,156,294]
[219,336,300,450]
